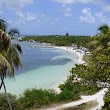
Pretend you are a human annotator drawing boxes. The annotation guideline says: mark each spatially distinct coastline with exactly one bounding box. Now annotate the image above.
[53,46,85,93]
[54,46,85,64]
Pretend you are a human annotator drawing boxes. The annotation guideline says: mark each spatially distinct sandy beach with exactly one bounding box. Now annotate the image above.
[54,46,85,64]
[53,46,85,93]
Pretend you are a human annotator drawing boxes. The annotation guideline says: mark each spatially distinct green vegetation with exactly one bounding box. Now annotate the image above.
[0,88,80,109]
[59,77,99,95]
[0,93,24,110]
[60,24,110,109]
[19,89,57,109]
[19,88,80,109]
[21,35,91,47]
[102,91,110,110]
[83,54,91,64]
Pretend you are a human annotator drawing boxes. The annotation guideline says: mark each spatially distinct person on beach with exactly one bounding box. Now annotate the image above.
[75,78,79,83]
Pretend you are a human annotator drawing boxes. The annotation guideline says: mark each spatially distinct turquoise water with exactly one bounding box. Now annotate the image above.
[1,41,78,96]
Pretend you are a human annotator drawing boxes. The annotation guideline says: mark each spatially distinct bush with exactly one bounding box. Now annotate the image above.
[102,90,110,110]
[0,93,24,110]
[57,89,80,102]
[59,80,99,95]
[79,84,99,95]
[19,88,57,108]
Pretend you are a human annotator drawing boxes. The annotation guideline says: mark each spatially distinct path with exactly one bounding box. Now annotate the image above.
[41,88,107,110]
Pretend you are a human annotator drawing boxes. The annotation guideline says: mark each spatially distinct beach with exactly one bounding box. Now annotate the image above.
[53,46,85,93]
[54,46,85,64]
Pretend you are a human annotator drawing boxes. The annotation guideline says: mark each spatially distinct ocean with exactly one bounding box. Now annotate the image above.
[1,40,78,96]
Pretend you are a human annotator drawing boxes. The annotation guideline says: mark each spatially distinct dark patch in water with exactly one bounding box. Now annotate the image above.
[50,58,71,65]
[14,41,72,75]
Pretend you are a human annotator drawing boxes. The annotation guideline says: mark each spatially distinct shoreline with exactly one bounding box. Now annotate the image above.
[53,46,85,93]
[54,46,85,64]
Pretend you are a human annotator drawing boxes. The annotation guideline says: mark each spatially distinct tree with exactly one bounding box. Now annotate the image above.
[62,24,110,95]
[66,33,69,37]
[98,24,109,35]
[0,18,22,110]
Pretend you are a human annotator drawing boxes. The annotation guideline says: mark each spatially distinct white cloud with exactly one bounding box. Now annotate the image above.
[61,6,72,16]
[53,0,92,4]
[80,8,95,23]
[16,11,24,18]
[15,12,59,26]
[13,11,37,27]
[0,0,34,10]
[26,13,37,21]
[16,11,37,21]
[95,12,110,23]
[80,8,110,24]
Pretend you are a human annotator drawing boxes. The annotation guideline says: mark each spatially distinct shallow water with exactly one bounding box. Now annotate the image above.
[1,41,78,96]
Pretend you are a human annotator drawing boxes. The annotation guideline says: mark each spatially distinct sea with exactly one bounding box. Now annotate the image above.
[1,40,78,96]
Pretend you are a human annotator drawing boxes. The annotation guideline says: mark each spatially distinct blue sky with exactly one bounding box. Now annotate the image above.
[0,0,110,35]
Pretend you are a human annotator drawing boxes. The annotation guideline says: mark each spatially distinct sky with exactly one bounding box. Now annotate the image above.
[0,0,110,35]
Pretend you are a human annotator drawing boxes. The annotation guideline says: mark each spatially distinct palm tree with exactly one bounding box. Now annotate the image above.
[97,24,109,35]
[88,24,110,53]
[0,18,22,110]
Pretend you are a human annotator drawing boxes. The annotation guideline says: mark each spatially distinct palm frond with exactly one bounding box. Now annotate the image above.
[12,44,22,54]
[6,44,22,69]
[98,24,109,34]
[0,18,7,31]
[0,30,11,51]
[0,54,14,77]
[8,28,19,37]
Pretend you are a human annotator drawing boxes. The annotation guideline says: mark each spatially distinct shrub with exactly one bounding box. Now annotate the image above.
[79,84,99,95]
[0,93,24,110]
[102,90,110,110]
[19,88,57,108]
[57,89,80,101]
[59,80,99,95]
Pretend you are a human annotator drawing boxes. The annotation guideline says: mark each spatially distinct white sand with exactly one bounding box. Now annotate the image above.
[54,46,85,64]
[42,88,108,110]
[53,46,85,93]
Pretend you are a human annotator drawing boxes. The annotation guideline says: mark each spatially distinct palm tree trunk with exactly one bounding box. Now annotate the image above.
[0,78,3,89]
[1,77,13,110]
